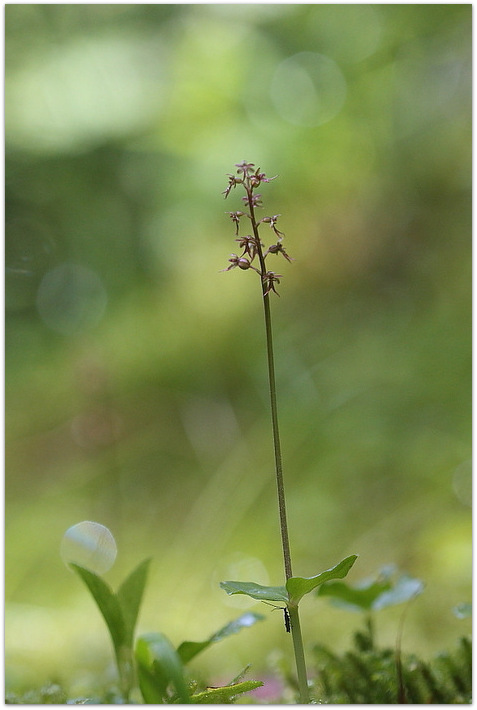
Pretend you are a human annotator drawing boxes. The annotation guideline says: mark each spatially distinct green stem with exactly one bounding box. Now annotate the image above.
[261,292,293,580]
[288,605,310,704]
[116,645,134,702]
[248,195,292,580]
[248,189,310,703]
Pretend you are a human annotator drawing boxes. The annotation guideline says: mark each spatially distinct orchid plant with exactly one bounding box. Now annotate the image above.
[219,162,357,703]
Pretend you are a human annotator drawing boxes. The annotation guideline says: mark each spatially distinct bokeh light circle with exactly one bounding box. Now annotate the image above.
[61,521,117,574]
[36,262,107,335]
[270,52,347,127]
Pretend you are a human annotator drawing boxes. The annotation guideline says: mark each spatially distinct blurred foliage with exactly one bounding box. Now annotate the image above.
[313,633,472,704]
[5,3,471,694]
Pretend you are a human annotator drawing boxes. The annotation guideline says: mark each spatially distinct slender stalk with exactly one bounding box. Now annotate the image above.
[248,194,310,704]
[288,605,310,704]
[248,196,293,580]
[262,293,293,579]
[223,164,310,703]
[259,267,310,704]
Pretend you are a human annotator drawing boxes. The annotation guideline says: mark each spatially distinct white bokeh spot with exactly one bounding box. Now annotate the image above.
[270,52,347,127]
[61,521,117,575]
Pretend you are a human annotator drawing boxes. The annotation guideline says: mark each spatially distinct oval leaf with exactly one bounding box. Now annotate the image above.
[70,563,126,652]
[178,612,264,665]
[136,632,190,704]
[116,558,151,647]
[318,567,424,614]
[317,579,392,612]
[372,574,424,610]
[286,555,358,605]
[220,580,288,603]
[191,680,263,704]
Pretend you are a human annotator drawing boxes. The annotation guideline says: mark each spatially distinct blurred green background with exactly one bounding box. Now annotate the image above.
[6,3,471,696]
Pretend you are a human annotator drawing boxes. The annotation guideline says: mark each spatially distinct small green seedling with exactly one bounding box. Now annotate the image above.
[62,521,264,703]
[221,556,358,608]
[62,521,147,699]
[68,559,151,699]
[317,564,424,612]
[221,555,358,701]
[317,564,425,701]
[220,163,358,702]
[317,564,424,649]
[135,614,265,704]
[313,571,471,704]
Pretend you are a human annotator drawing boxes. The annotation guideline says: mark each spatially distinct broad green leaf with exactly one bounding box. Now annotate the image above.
[286,555,358,605]
[177,639,210,667]
[318,568,424,613]
[177,612,264,665]
[136,632,190,704]
[317,579,392,612]
[372,574,424,610]
[220,580,288,603]
[136,635,170,703]
[209,611,265,643]
[70,562,149,699]
[136,662,165,705]
[70,563,126,652]
[190,680,263,704]
[116,558,151,647]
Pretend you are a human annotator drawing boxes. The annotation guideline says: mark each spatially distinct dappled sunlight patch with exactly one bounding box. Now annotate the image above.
[270,52,347,128]
[6,32,169,152]
[212,553,271,609]
[5,603,113,692]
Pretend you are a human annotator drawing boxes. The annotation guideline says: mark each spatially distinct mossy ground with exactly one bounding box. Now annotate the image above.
[6,635,471,704]
[313,634,471,704]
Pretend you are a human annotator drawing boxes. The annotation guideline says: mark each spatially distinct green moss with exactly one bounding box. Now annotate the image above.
[5,684,68,704]
[313,634,472,704]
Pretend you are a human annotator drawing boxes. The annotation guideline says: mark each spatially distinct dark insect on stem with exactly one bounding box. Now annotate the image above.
[262,601,291,633]
[283,607,291,633]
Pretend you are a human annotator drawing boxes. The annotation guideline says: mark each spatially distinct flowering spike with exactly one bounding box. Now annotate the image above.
[221,162,291,296]
[219,163,311,702]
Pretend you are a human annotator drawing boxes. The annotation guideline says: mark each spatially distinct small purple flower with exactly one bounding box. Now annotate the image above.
[264,241,294,262]
[260,214,284,237]
[235,161,255,177]
[242,193,262,208]
[222,174,242,199]
[226,210,246,235]
[263,270,283,296]
[235,235,260,260]
[250,168,278,187]
[221,254,260,273]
